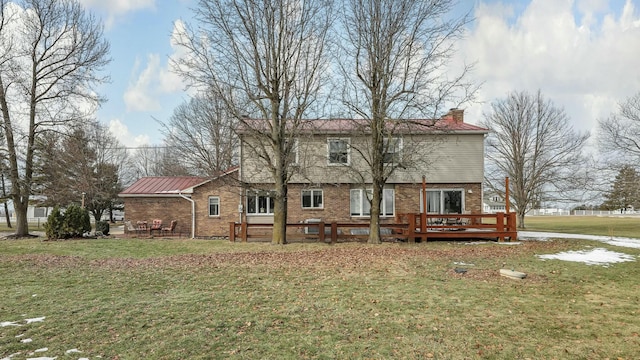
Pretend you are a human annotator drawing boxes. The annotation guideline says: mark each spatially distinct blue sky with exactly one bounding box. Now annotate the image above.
[78,0,640,148]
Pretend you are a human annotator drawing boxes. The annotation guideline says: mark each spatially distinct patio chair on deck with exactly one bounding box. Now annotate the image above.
[161,220,177,237]
[149,219,163,235]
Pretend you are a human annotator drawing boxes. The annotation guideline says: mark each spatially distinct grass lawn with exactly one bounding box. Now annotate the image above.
[1,237,639,359]
[524,215,640,238]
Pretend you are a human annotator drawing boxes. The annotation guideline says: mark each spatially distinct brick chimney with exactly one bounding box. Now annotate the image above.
[446,108,464,124]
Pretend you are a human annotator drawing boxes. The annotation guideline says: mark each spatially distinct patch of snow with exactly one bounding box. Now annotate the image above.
[79,358,90,360]
[453,262,474,266]
[33,348,48,353]
[1,321,21,327]
[25,317,45,324]
[497,242,522,245]
[520,231,640,249]
[16,334,24,338]
[26,358,56,360]
[20,338,33,343]
[538,248,635,267]
[1,352,21,360]
[65,349,82,354]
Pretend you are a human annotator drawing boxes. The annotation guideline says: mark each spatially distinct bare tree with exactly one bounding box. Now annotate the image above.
[160,91,238,177]
[0,0,110,236]
[130,145,166,178]
[174,0,333,244]
[338,0,477,243]
[598,92,640,164]
[482,90,590,228]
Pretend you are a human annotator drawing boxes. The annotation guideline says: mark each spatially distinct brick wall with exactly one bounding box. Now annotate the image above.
[191,178,242,238]
[284,182,482,224]
[125,180,483,238]
[123,197,192,237]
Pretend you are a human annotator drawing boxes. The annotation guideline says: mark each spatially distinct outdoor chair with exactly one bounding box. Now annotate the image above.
[161,220,177,237]
[136,221,148,236]
[125,221,137,237]
[149,219,163,235]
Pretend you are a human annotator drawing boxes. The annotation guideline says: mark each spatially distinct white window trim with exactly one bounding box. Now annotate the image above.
[350,188,395,217]
[302,189,323,209]
[327,138,350,166]
[420,189,465,214]
[246,190,275,215]
[208,196,220,217]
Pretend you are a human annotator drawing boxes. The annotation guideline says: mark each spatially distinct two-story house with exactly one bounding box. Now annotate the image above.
[120,109,488,238]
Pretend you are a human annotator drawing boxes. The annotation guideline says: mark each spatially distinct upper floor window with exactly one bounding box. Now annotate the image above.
[383,137,402,164]
[247,190,275,215]
[285,138,299,165]
[209,196,220,217]
[328,138,349,165]
[302,189,323,209]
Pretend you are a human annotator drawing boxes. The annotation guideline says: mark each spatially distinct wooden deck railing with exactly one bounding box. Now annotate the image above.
[229,212,517,243]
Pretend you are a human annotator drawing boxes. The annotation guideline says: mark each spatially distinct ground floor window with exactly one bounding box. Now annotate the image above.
[350,188,394,217]
[209,196,220,216]
[421,189,463,213]
[302,189,323,209]
[247,190,275,214]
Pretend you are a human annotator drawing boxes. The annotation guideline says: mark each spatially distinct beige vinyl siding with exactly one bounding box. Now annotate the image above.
[240,133,484,185]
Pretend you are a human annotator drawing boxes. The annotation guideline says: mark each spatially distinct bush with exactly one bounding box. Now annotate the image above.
[44,206,64,240]
[95,220,110,236]
[45,204,91,240]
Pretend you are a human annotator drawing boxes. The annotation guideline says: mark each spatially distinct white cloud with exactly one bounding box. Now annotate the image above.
[123,21,187,113]
[124,55,164,112]
[456,0,640,134]
[79,0,156,28]
[108,118,151,147]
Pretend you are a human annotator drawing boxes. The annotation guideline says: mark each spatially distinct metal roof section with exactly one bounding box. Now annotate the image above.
[119,176,209,197]
[119,167,240,197]
[236,109,488,135]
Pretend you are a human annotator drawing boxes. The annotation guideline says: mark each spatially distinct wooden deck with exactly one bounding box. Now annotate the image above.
[229,212,517,243]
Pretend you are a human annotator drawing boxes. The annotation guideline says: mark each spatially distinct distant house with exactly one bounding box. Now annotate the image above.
[483,192,507,214]
[119,109,489,238]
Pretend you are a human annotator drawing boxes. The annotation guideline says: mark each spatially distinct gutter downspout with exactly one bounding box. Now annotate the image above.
[179,191,195,239]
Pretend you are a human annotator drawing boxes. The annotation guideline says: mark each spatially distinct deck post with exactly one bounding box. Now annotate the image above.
[408,214,416,243]
[505,177,510,214]
[319,221,325,243]
[331,222,337,244]
[241,222,247,242]
[229,222,236,242]
[421,176,427,234]
[508,212,517,240]
[496,212,505,242]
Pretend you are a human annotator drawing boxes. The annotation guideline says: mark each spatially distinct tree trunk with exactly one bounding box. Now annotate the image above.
[1,173,11,228]
[3,202,11,228]
[13,197,29,237]
[368,184,382,244]
[272,167,288,245]
[516,210,526,229]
